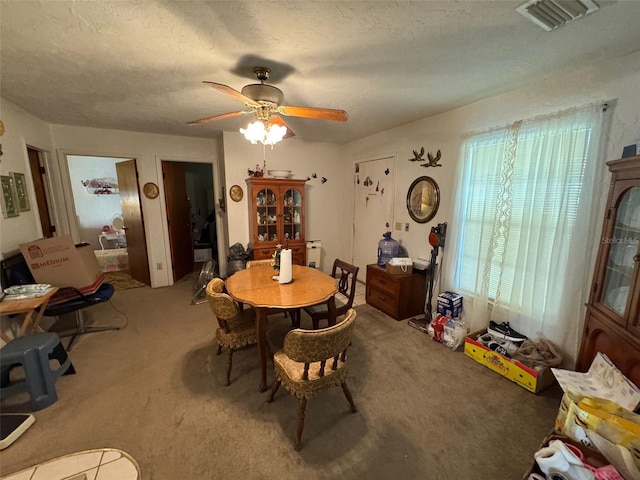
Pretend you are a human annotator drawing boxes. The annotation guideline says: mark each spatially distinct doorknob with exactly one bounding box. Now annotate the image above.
[634,254,640,262]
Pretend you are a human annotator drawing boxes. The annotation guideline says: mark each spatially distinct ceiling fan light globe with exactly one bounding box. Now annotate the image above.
[240,120,287,146]
[264,124,287,145]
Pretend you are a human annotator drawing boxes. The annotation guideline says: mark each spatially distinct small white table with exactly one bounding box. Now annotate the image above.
[98,232,126,249]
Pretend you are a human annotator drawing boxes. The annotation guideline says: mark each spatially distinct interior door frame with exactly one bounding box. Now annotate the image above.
[350,153,397,281]
[57,150,137,242]
[155,155,225,286]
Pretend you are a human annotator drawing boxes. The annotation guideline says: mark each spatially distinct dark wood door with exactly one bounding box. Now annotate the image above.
[116,160,150,285]
[27,147,54,237]
[162,161,194,282]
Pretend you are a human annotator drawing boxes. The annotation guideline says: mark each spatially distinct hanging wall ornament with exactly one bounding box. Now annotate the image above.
[363,176,372,186]
[409,147,425,162]
[311,172,317,178]
[381,188,384,197]
[357,174,360,184]
[306,176,311,181]
[321,177,327,184]
[421,149,442,168]
[375,181,379,191]
[384,168,390,175]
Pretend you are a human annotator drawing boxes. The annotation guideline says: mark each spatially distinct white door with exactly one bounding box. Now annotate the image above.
[352,155,396,282]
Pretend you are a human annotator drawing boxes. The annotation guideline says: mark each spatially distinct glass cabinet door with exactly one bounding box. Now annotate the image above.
[282,188,303,242]
[255,188,278,243]
[600,186,640,317]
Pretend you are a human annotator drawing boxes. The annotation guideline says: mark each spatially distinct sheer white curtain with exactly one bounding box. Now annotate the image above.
[447,103,609,366]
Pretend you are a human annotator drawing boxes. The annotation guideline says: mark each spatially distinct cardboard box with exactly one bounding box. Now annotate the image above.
[19,235,104,301]
[464,330,556,393]
[437,291,463,317]
[386,263,413,275]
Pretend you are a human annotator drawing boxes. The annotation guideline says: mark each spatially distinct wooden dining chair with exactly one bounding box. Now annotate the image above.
[267,308,357,451]
[303,259,359,329]
[206,278,258,386]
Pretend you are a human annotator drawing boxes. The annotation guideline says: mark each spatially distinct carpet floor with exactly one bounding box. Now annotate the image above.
[0,276,563,479]
[102,270,147,291]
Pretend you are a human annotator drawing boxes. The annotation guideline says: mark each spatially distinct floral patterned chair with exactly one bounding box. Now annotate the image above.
[206,278,258,386]
[267,308,357,450]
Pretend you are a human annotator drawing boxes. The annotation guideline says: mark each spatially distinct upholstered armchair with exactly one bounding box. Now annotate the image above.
[267,308,357,451]
[206,278,258,386]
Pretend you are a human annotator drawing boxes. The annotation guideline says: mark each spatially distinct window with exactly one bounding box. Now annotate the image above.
[449,104,608,363]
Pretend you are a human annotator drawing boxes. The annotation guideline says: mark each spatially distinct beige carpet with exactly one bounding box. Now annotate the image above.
[0,276,563,479]
[102,270,146,291]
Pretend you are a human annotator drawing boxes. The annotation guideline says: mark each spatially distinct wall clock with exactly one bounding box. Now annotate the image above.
[143,182,159,199]
[229,185,243,202]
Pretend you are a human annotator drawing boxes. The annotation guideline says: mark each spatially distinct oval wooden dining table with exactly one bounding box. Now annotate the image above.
[225,264,338,392]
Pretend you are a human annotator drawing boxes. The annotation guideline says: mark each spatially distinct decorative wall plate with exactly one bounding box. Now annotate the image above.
[229,185,243,202]
[143,182,159,199]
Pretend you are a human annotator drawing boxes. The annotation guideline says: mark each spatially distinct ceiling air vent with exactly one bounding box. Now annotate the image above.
[516,0,599,31]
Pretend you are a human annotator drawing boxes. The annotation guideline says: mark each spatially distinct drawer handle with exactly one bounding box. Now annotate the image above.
[261,250,270,255]
[292,247,300,252]
[377,294,386,300]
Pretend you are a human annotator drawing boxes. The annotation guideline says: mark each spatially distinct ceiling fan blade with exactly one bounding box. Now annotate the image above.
[202,81,260,106]
[267,116,296,138]
[187,110,250,125]
[279,105,348,122]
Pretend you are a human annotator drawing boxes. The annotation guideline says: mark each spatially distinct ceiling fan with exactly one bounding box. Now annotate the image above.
[187,67,348,140]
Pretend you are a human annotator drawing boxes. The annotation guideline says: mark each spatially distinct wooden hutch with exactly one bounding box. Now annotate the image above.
[246,177,307,266]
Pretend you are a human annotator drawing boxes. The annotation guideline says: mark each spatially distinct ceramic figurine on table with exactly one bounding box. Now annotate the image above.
[258,233,265,242]
[295,232,301,240]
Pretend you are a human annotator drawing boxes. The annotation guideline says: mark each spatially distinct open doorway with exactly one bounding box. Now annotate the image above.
[66,155,150,286]
[161,161,217,282]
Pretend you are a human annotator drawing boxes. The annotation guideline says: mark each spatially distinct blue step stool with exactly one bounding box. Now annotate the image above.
[0,333,74,411]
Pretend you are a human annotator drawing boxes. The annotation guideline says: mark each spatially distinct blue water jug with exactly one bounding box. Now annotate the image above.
[377,232,399,268]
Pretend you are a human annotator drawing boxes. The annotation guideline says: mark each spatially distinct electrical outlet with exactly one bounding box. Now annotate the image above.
[395,222,402,231]
[405,223,410,232]
[157,262,163,270]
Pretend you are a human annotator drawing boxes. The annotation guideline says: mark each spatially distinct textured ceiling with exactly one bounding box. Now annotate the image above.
[1,1,639,144]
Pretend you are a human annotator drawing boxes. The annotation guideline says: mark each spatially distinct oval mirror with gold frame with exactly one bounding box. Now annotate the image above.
[407,176,440,223]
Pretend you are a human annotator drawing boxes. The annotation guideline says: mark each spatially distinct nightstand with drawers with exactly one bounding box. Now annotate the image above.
[365,264,427,320]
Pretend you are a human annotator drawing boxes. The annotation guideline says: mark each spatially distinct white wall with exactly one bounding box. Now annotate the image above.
[0,100,55,255]
[343,50,640,324]
[50,125,218,287]
[222,131,344,274]
[67,155,126,249]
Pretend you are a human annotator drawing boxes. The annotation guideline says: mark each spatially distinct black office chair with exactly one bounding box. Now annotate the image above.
[1,250,120,350]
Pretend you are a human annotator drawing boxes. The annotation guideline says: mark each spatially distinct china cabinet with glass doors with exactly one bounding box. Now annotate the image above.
[577,155,640,386]
[246,177,307,266]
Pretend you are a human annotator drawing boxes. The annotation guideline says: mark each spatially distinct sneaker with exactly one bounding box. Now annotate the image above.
[487,338,518,357]
[534,440,595,480]
[488,321,527,343]
[476,333,495,347]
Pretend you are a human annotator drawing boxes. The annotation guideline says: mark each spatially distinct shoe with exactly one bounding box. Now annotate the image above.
[487,338,518,357]
[477,332,494,347]
[534,440,595,480]
[488,321,527,343]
